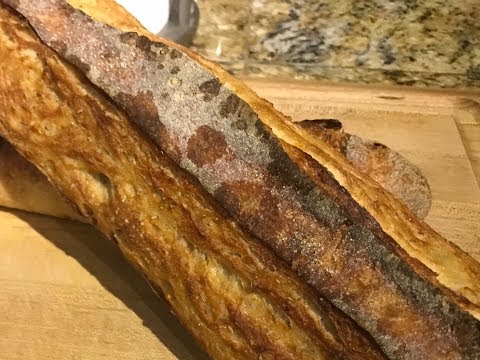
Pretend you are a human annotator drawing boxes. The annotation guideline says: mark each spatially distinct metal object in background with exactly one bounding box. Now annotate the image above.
[158,0,199,46]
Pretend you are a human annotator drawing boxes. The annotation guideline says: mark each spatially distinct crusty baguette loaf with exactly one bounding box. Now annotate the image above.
[0,4,386,359]
[0,120,431,221]
[1,0,479,359]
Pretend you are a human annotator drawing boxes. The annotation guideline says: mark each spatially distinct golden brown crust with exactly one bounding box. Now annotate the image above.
[283,142,480,359]
[0,5,385,360]
[1,1,479,359]
[66,0,144,30]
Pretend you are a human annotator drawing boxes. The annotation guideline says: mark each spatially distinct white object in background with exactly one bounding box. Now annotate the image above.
[114,0,170,34]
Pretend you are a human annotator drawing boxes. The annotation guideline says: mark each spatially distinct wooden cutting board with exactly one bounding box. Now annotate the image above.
[1,80,479,359]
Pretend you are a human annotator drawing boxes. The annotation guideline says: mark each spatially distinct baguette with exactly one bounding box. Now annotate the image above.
[0,119,431,221]
[1,0,479,359]
[0,4,385,359]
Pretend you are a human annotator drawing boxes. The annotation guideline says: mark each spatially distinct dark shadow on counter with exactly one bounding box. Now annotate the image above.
[12,208,208,360]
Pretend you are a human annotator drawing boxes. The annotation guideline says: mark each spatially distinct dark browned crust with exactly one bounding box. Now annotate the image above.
[283,143,480,359]
[0,4,386,360]
[2,1,480,359]
[296,119,431,219]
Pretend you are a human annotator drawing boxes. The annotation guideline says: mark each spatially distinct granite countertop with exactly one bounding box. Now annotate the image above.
[191,0,480,88]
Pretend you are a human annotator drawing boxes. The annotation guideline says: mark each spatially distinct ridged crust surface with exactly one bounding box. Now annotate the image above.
[0,5,385,360]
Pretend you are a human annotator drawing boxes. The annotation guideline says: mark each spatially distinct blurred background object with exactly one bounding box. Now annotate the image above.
[160,0,199,45]
[115,0,199,45]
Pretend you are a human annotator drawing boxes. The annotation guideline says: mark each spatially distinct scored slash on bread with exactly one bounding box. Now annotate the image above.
[0,0,479,359]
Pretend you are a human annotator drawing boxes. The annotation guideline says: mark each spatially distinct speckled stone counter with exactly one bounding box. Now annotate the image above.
[191,0,480,88]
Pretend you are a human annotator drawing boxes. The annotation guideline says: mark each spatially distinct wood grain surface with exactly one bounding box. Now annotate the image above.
[1,80,479,359]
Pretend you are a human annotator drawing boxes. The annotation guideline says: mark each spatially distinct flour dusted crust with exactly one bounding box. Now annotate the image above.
[0,124,431,221]
[1,1,479,359]
[0,0,143,220]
